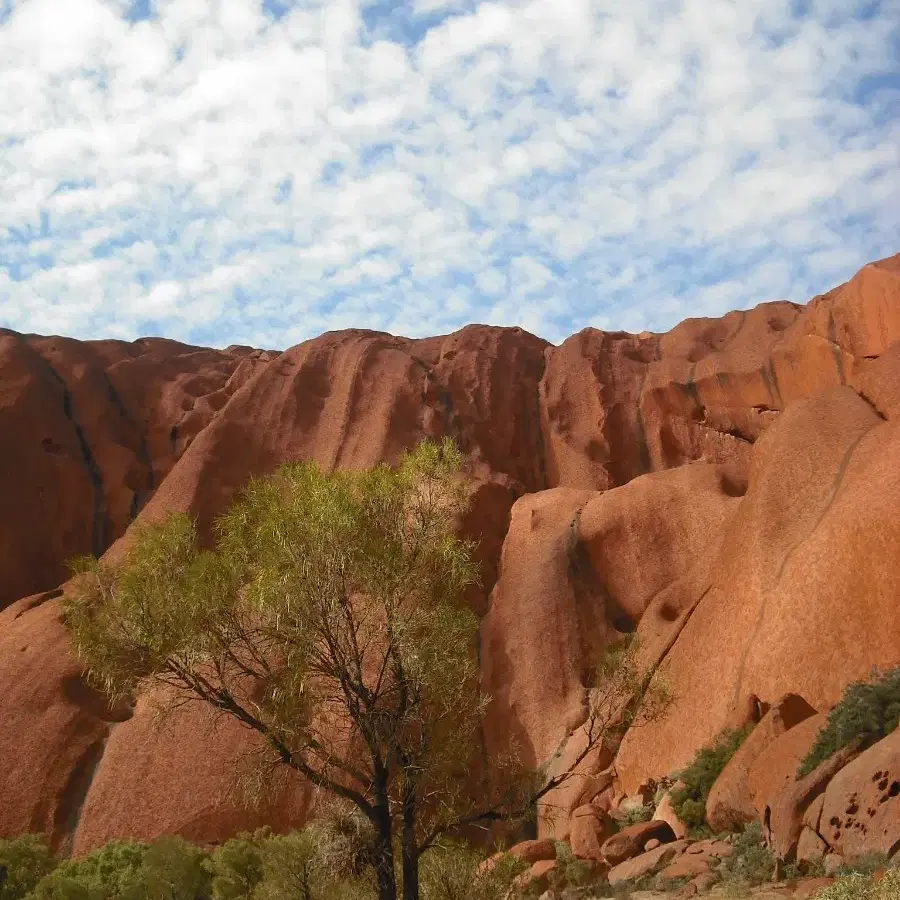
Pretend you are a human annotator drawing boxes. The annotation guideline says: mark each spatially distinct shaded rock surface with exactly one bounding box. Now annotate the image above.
[1,254,899,852]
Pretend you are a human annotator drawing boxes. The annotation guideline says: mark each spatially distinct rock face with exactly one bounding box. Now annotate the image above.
[819,728,900,860]
[706,694,818,833]
[1,254,899,853]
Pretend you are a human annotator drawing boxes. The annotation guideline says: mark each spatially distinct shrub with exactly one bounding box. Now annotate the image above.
[137,836,212,900]
[0,835,57,900]
[836,853,891,878]
[418,842,525,900]
[29,841,148,900]
[209,834,266,900]
[815,869,900,900]
[718,822,775,887]
[669,725,754,830]
[798,667,900,778]
[253,831,323,900]
[616,804,654,827]
[543,841,595,892]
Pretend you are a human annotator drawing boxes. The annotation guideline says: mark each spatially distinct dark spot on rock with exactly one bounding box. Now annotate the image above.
[890,782,900,798]
[41,437,64,454]
[658,602,679,622]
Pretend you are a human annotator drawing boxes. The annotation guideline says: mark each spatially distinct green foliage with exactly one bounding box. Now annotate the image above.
[63,441,489,845]
[542,841,593,891]
[418,842,525,900]
[815,869,900,900]
[616,804,654,827]
[669,725,754,830]
[27,842,147,900]
[209,836,264,900]
[718,822,775,887]
[0,835,57,900]
[799,667,900,777]
[137,836,211,900]
[835,853,891,878]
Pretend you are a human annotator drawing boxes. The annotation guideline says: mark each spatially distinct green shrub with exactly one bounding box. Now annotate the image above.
[815,869,900,900]
[718,822,775,887]
[136,836,212,900]
[542,841,595,892]
[209,834,266,900]
[29,841,148,900]
[799,667,900,778]
[0,835,57,900]
[669,725,754,831]
[836,853,891,878]
[418,842,525,900]
[617,804,654,827]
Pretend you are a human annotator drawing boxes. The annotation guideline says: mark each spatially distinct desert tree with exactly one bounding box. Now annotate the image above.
[64,439,671,900]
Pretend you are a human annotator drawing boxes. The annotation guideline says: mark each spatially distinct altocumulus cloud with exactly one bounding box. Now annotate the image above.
[0,0,898,348]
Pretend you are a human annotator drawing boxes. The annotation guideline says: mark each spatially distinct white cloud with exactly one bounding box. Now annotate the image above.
[0,0,897,349]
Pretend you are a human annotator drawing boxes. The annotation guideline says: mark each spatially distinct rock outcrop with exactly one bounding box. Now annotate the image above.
[0,253,898,854]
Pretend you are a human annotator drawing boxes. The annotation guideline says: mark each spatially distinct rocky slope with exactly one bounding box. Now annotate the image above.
[0,253,898,855]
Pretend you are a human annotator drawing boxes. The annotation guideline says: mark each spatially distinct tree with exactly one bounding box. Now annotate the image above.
[64,439,671,900]
[0,835,57,900]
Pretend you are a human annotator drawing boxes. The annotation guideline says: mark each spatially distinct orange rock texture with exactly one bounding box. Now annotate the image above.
[0,253,898,853]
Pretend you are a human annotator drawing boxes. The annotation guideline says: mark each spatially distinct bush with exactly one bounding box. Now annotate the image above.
[799,667,900,778]
[616,804,654,828]
[209,835,265,900]
[815,869,900,900]
[669,725,754,831]
[718,822,775,887]
[28,842,148,900]
[835,853,891,878]
[418,843,525,900]
[137,836,212,900]
[0,835,57,900]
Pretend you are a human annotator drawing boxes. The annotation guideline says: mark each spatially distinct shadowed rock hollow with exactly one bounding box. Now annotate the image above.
[0,253,898,853]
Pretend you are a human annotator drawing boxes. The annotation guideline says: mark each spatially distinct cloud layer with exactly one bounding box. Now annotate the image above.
[1,0,898,348]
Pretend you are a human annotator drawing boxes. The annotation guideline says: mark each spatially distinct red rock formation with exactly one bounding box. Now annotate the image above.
[819,728,900,860]
[706,694,818,833]
[0,330,266,609]
[0,253,898,855]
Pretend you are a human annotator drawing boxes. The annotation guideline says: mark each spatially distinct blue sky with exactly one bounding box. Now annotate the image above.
[0,0,898,349]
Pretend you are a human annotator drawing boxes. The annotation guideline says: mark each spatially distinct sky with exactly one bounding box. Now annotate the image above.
[0,0,898,350]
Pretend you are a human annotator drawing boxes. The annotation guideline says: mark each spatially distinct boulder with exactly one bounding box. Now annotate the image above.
[797,827,828,864]
[569,806,612,860]
[819,727,900,859]
[601,820,677,866]
[764,741,864,861]
[658,854,711,881]
[526,859,557,890]
[706,694,818,833]
[685,839,732,860]
[508,839,557,864]
[607,840,689,885]
[655,788,688,840]
[644,839,661,852]
[748,715,828,818]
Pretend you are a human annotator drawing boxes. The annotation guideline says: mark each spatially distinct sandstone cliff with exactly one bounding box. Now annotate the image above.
[0,253,898,853]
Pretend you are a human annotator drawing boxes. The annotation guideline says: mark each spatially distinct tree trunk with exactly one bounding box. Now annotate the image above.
[373,776,398,900]
[401,778,419,900]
